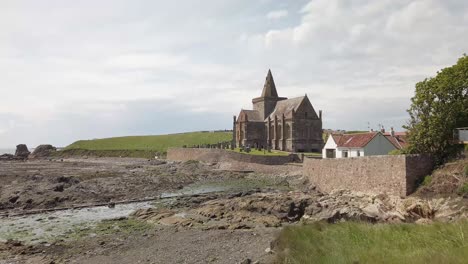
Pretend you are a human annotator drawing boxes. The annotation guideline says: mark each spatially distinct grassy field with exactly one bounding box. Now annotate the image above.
[228,148,290,156]
[275,221,468,264]
[63,131,232,155]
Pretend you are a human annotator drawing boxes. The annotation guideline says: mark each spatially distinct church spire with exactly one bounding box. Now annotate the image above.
[261,69,278,97]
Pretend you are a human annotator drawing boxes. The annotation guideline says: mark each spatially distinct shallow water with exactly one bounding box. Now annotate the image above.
[0,202,153,244]
[0,177,286,244]
[0,149,15,155]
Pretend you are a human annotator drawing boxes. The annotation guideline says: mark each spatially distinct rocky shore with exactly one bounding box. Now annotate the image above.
[0,156,467,264]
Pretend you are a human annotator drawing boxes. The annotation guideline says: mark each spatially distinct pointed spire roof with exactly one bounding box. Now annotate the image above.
[261,69,278,97]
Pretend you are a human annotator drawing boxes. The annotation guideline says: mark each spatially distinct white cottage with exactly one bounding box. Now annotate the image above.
[322,131,406,158]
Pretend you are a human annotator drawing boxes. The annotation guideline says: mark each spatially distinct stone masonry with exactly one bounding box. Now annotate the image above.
[303,154,433,196]
[234,70,324,152]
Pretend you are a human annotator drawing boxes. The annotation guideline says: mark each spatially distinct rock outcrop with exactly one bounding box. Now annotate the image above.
[14,144,30,159]
[0,154,23,161]
[131,190,468,229]
[29,144,57,159]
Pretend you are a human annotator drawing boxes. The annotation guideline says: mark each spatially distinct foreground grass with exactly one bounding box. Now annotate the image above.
[275,221,468,264]
[64,131,232,155]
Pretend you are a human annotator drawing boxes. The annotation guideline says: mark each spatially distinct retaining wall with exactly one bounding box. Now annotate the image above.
[303,155,433,196]
[167,148,298,165]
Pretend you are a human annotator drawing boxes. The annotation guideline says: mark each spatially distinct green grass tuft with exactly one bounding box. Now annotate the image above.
[457,183,468,195]
[275,221,468,264]
[421,175,432,186]
[228,148,290,156]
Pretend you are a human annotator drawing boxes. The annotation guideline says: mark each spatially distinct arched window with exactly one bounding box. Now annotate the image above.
[285,124,291,139]
[276,124,282,139]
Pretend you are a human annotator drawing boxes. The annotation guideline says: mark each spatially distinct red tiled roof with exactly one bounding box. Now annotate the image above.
[383,132,408,149]
[331,132,379,148]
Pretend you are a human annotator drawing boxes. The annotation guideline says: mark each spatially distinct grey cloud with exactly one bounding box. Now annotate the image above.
[0,0,467,148]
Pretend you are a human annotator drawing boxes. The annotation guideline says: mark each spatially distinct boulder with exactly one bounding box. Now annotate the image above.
[0,154,22,161]
[29,144,57,159]
[15,144,30,159]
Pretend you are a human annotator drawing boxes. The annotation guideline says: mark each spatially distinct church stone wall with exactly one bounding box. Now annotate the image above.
[244,122,266,147]
[292,118,323,152]
[167,148,298,165]
[303,154,433,196]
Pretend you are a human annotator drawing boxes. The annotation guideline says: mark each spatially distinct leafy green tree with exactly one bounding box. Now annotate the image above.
[405,55,468,165]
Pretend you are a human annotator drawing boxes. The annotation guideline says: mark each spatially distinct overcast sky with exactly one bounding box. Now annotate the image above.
[1,0,467,148]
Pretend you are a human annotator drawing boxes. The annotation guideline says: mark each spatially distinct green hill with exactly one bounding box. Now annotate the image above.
[61,131,232,158]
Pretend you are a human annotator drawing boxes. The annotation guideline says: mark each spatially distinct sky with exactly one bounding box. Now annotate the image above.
[1,0,467,148]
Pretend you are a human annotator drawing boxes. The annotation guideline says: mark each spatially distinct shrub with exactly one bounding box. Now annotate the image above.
[421,175,432,186]
[389,149,403,155]
[457,183,468,196]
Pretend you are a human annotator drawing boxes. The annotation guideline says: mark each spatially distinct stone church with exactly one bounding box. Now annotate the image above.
[233,70,324,152]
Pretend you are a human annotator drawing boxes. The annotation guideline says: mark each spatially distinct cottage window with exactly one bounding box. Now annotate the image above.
[342,150,348,158]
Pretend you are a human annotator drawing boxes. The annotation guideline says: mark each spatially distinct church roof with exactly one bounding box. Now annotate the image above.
[238,109,263,122]
[261,69,278,97]
[267,96,306,119]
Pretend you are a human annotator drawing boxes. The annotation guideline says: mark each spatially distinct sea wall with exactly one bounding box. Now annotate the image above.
[303,155,433,196]
[167,148,298,165]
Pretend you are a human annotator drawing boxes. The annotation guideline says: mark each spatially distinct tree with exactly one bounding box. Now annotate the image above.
[405,55,468,165]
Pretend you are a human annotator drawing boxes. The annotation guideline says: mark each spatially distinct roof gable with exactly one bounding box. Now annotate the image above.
[267,96,305,119]
[383,133,408,149]
[295,96,318,119]
[334,132,379,148]
[237,109,263,122]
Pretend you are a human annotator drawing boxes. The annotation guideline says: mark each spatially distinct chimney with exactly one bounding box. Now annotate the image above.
[370,128,374,132]
[390,127,395,137]
[381,126,385,133]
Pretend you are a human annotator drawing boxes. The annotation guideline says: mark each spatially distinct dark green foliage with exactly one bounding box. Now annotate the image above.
[458,183,468,195]
[404,55,468,165]
[388,149,403,155]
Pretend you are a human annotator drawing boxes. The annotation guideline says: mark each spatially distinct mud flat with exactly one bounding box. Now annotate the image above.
[1,157,467,264]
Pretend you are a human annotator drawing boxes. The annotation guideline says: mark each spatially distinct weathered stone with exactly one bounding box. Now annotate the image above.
[303,155,434,196]
[15,144,30,159]
[29,145,57,159]
[235,70,323,152]
[0,154,22,161]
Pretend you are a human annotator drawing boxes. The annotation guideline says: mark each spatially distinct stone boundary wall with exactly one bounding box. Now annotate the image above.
[218,161,303,175]
[303,155,433,196]
[167,148,298,165]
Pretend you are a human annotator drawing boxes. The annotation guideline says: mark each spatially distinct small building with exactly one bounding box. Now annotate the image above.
[454,128,468,144]
[322,130,407,158]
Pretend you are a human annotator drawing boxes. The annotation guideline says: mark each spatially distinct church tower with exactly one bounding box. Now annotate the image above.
[252,70,286,119]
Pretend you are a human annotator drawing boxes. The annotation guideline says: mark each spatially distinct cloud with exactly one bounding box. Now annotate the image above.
[0,0,467,148]
[266,10,289,20]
